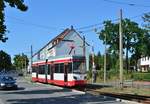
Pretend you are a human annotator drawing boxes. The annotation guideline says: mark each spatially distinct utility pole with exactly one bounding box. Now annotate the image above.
[83,35,87,72]
[104,33,106,83]
[25,57,26,76]
[30,45,33,74]
[119,9,123,89]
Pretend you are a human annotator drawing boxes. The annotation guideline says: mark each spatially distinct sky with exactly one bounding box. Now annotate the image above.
[1,0,150,59]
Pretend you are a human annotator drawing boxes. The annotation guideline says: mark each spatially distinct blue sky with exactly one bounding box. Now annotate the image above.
[1,0,150,58]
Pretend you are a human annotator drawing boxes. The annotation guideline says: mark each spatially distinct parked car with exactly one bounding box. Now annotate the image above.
[0,76,18,90]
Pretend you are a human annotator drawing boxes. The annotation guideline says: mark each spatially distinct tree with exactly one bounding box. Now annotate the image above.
[142,12,150,30]
[13,53,29,71]
[89,51,103,70]
[131,29,150,69]
[0,50,12,71]
[94,51,102,70]
[98,18,150,71]
[0,0,28,42]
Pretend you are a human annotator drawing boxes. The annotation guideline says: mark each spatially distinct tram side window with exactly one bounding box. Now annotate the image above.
[48,64,51,74]
[59,63,64,73]
[39,65,45,74]
[54,64,59,73]
[32,66,37,72]
[68,63,72,73]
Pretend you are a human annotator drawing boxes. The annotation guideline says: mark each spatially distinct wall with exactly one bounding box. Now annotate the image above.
[55,30,90,71]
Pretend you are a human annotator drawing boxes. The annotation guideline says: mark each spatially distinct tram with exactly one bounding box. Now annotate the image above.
[31,55,87,87]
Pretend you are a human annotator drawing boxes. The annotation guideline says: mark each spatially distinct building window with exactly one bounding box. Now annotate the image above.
[142,58,144,61]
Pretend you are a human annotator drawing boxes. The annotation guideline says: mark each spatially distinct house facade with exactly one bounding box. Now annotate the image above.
[32,27,90,71]
[138,57,150,72]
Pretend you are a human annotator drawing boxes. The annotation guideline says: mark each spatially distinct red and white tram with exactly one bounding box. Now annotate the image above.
[31,55,87,87]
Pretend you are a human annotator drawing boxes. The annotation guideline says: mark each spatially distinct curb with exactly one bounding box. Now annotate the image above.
[71,89,86,94]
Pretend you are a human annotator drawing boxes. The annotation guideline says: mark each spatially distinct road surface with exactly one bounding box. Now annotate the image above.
[0,77,126,104]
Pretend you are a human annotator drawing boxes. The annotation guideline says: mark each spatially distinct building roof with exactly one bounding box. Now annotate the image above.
[33,27,89,57]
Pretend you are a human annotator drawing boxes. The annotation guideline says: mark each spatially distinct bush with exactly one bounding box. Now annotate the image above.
[107,68,119,79]
[87,69,92,80]
[132,72,150,81]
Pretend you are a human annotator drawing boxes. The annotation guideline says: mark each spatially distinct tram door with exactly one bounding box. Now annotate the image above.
[45,59,48,83]
[64,63,68,83]
[45,65,48,83]
[50,64,54,81]
[36,65,39,81]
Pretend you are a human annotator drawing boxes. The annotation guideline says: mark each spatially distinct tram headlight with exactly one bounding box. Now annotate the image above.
[0,83,5,86]
[73,76,77,80]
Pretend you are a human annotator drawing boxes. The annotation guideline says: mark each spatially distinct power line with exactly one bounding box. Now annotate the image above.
[78,26,104,33]
[76,23,104,30]
[6,15,65,31]
[77,12,149,33]
[77,18,119,31]
[103,0,150,8]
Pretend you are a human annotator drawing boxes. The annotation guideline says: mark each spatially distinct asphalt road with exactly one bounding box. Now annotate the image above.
[0,77,126,104]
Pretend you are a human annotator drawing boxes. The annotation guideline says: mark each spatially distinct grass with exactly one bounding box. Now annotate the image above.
[94,87,150,96]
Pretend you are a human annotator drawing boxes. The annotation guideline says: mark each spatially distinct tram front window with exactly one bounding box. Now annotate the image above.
[73,61,86,74]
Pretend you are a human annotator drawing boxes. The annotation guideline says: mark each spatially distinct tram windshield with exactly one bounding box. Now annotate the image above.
[73,61,86,74]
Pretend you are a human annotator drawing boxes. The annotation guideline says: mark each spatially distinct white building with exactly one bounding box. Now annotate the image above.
[139,57,150,72]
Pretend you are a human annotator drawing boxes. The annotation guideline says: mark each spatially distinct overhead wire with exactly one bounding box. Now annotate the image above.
[76,18,119,31]
[6,13,149,33]
[103,0,150,8]
[77,12,149,33]
[6,15,65,31]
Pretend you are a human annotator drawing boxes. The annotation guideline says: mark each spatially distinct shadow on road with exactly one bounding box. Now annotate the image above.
[6,93,118,104]
[5,88,69,95]
[17,87,25,90]
[0,87,25,91]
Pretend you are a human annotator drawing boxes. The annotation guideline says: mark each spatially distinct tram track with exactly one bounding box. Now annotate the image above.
[72,84,150,104]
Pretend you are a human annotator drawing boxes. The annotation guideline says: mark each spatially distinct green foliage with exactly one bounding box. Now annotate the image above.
[86,69,92,80]
[13,53,29,70]
[97,70,104,79]
[98,18,150,71]
[0,50,12,71]
[107,68,119,79]
[0,0,28,42]
[142,12,150,30]
[89,52,103,70]
[132,72,150,81]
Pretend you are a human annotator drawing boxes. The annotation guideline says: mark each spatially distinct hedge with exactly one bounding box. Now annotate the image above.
[132,72,150,81]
